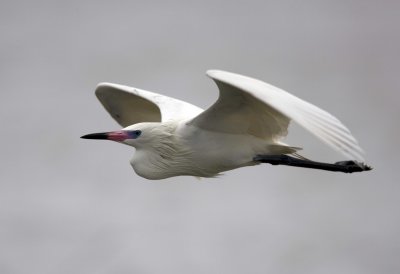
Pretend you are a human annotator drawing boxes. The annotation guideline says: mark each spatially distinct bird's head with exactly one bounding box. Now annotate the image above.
[81,122,173,149]
[81,123,146,147]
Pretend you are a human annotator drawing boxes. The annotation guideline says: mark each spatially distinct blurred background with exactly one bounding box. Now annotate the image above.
[1,0,399,273]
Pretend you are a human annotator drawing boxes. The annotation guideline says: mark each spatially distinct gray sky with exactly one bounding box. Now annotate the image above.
[1,0,399,273]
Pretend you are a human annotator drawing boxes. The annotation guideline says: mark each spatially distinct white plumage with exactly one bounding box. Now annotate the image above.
[83,70,367,179]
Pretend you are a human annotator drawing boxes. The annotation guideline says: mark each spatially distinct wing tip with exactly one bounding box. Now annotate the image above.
[95,82,130,91]
[206,70,260,88]
[206,69,221,77]
[206,69,233,79]
[96,82,114,87]
[95,83,137,100]
[95,82,116,94]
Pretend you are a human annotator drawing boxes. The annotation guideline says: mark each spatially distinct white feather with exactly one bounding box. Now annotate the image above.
[87,70,367,179]
[95,83,203,126]
[188,70,365,162]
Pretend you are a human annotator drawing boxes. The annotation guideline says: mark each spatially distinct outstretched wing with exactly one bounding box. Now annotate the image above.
[188,70,365,162]
[95,83,203,127]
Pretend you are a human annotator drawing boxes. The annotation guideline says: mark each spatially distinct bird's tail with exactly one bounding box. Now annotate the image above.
[267,144,302,155]
[291,152,311,161]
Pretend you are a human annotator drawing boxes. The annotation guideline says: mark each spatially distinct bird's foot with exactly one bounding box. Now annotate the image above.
[254,155,372,173]
[333,160,372,173]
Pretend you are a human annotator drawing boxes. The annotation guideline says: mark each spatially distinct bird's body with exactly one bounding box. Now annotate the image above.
[127,121,295,179]
[82,70,371,179]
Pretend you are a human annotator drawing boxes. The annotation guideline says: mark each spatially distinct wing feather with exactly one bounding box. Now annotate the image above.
[188,70,365,161]
[95,83,203,127]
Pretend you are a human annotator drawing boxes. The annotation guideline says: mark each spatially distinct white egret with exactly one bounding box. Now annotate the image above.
[82,70,371,179]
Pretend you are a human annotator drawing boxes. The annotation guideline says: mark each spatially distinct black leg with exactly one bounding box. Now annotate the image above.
[253,155,372,173]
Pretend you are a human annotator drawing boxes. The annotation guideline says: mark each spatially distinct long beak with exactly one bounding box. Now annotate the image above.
[81,130,130,141]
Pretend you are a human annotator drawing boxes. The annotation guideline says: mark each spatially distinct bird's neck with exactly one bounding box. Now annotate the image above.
[129,124,193,179]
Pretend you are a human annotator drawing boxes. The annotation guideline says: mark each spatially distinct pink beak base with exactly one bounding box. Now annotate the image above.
[81,130,130,142]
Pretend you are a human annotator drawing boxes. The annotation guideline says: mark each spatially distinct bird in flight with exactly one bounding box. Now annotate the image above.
[82,70,371,179]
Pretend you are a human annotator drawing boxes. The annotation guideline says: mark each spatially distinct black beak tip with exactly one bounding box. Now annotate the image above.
[80,133,108,140]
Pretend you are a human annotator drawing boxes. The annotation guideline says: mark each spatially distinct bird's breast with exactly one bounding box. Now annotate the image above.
[130,147,225,180]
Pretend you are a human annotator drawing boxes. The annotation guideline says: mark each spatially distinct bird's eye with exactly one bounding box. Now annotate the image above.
[134,130,142,137]
[128,130,142,139]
